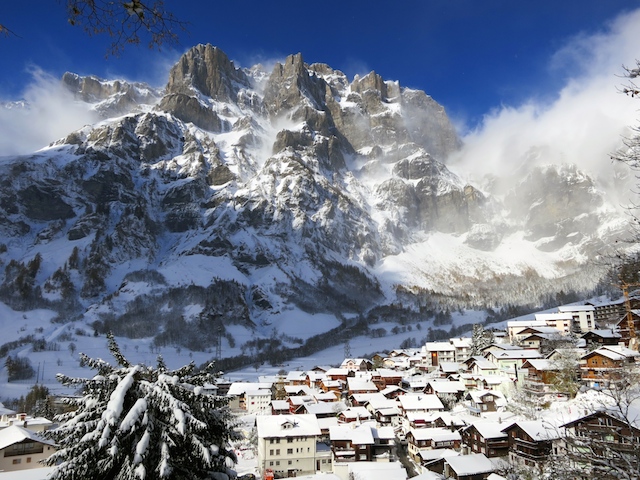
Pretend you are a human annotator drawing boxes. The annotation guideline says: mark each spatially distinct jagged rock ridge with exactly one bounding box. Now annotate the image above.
[0,44,630,354]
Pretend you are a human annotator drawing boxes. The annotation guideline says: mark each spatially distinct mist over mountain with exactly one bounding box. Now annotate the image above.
[0,44,633,358]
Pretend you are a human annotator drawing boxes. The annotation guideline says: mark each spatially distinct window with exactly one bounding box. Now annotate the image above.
[287,438,293,443]
[12,459,21,465]
[288,460,292,465]
[276,449,280,455]
[276,461,280,466]
[269,462,274,466]
[287,449,293,455]
[270,449,274,456]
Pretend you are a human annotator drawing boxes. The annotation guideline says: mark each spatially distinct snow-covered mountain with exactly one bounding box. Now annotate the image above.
[0,44,632,358]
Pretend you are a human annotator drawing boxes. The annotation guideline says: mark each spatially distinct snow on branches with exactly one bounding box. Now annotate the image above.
[45,332,237,480]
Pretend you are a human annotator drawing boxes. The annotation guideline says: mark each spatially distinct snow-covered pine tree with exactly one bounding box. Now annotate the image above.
[470,323,493,356]
[44,333,237,480]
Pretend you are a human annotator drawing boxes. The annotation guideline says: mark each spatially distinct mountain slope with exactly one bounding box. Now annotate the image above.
[0,44,631,357]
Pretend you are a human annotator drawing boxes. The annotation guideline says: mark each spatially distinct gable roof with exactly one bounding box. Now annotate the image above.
[445,453,495,476]
[0,425,56,451]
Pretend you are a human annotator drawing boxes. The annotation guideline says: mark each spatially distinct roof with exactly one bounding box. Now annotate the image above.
[501,420,560,441]
[428,380,465,393]
[464,422,508,439]
[418,448,459,462]
[0,425,56,451]
[425,341,455,352]
[558,304,595,312]
[445,453,495,476]
[227,382,272,396]
[582,329,620,339]
[409,427,461,442]
[439,362,463,373]
[535,312,574,321]
[347,461,407,480]
[256,414,321,438]
[398,394,444,411]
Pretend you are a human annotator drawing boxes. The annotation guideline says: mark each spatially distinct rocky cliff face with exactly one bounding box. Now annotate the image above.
[0,44,629,353]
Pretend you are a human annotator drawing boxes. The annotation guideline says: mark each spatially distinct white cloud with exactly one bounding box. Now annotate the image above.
[449,8,640,185]
[0,66,99,157]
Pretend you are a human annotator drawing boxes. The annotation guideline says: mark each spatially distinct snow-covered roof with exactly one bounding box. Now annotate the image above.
[558,305,595,312]
[445,452,495,476]
[304,401,346,416]
[347,377,378,391]
[450,337,471,348]
[438,361,462,373]
[464,422,508,439]
[535,312,574,321]
[492,350,543,360]
[418,448,459,462]
[522,359,555,371]
[424,341,455,352]
[347,462,407,480]
[330,422,375,444]
[502,420,560,441]
[271,400,290,410]
[398,394,444,411]
[256,414,321,438]
[340,406,371,419]
[582,329,620,338]
[227,382,272,396]
[409,427,461,442]
[0,425,56,451]
[428,380,465,393]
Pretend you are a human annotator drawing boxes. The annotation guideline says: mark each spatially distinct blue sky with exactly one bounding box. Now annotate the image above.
[1,1,640,159]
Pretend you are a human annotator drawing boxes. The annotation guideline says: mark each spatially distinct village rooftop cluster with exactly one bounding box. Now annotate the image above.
[2,297,640,479]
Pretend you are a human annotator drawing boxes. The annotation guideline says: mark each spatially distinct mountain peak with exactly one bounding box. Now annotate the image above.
[166,43,249,101]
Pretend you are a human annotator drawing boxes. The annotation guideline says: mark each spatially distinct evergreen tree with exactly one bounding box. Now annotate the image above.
[470,323,493,356]
[45,333,237,480]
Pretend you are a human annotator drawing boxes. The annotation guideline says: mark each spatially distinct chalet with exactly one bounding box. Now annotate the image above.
[325,368,349,382]
[0,425,56,472]
[438,362,464,378]
[506,320,548,343]
[615,310,640,348]
[379,385,406,399]
[300,401,347,419]
[501,421,560,470]
[484,350,542,377]
[347,377,379,395]
[377,369,404,388]
[425,380,466,402]
[402,376,429,393]
[519,358,573,399]
[406,427,462,461]
[366,395,402,427]
[580,345,640,387]
[338,407,372,424]
[463,357,499,377]
[329,422,395,464]
[461,422,509,458]
[581,329,621,348]
[271,400,290,415]
[318,378,343,395]
[340,358,373,372]
[443,452,496,480]
[403,411,465,431]
[305,371,326,389]
[464,390,505,417]
[285,371,308,386]
[560,405,640,475]
[417,448,459,475]
[398,394,444,415]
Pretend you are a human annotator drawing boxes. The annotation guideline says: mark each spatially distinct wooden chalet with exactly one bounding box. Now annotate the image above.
[461,422,509,458]
[501,421,559,470]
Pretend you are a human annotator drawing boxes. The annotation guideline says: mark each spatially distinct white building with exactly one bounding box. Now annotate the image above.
[245,389,272,415]
[256,414,322,478]
[0,425,56,472]
[558,305,596,332]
